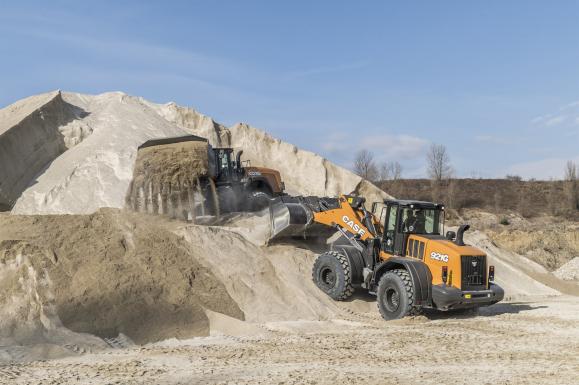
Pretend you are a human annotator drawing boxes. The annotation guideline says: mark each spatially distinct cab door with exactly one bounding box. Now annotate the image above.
[382,203,399,255]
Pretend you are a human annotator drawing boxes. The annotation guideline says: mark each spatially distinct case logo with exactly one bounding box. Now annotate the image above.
[342,215,366,237]
[430,251,449,263]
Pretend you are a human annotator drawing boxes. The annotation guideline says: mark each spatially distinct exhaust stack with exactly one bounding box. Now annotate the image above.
[455,224,470,246]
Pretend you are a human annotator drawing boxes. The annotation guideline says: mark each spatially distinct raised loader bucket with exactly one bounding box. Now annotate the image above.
[126,135,219,222]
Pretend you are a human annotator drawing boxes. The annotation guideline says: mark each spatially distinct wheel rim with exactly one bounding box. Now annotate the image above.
[319,266,336,290]
[384,286,400,313]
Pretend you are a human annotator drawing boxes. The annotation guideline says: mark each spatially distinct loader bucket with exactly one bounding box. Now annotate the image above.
[269,200,313,238]
[267,196,338,241]
[126,135,219,222]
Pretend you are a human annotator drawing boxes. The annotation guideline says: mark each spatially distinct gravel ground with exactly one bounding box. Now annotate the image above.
[2,296,578,385]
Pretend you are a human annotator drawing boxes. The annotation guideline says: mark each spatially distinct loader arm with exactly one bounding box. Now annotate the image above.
[312,195,381,241]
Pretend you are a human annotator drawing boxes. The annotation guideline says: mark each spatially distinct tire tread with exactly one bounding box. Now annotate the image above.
[377,269,422,320]
[312,251,354,301]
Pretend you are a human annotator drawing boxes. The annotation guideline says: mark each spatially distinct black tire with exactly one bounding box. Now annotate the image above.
[312,251,354,301]
[217,186,238,213]
[376,269,421,320]
[247,190,271,211]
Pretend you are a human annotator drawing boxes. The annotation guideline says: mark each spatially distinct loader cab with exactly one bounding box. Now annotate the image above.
[213,148,242,183]
[380,200,445,256]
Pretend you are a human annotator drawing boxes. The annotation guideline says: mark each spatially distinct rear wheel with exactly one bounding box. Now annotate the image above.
[312,252,354,300]
[247,190,271,211]
[377,269,420,320]
[217,186,238,213]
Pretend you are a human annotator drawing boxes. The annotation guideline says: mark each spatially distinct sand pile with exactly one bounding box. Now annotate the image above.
[0,210,242,349]
[0,91,89,210]
[0,208,357,362]
[1,91,389,215]
[6,92,192,214]
[554,257,579,281]
[150,100,391,204]
[0,240,108,362]
[174,223,347,322]
[126,139,215,220]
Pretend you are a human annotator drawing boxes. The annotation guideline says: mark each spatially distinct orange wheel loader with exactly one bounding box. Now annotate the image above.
[270,195,504,320]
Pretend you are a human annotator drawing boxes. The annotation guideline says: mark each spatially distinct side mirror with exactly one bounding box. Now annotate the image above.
[446,231,456,241]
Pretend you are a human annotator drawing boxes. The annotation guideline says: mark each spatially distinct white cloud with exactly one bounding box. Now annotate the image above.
[320,132,350,153]
[504,156,579,180]
[358,134,429,161]
[532,101,579,128]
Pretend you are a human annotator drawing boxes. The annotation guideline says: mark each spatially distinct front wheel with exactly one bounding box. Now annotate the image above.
[312,252,354,301]
[376,269,420,320]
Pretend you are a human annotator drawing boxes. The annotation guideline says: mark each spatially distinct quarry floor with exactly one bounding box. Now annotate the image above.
[2,296,578,385]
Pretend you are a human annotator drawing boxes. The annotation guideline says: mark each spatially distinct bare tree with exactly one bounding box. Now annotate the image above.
[426,143,453,181]
[505,174,522,182]
[564,160,578,210]
[353,149,378,181]
[564,160,577,181]
[379,162,391,181]
[390,161,402,180]
[379,161,402,181]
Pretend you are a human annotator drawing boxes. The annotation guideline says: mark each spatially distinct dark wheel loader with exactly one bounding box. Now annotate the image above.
[127,135,285,220]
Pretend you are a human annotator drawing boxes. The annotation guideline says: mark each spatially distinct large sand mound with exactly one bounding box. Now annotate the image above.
[0,209,359,363]
[0,210,242,349]
[1,91,389,214]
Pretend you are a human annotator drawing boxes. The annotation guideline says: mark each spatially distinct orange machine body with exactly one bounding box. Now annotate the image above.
[312,195,490,291]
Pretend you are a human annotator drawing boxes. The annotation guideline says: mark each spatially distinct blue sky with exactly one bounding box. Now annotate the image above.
[1,1,578,179]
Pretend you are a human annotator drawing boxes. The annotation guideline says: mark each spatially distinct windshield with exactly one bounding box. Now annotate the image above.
[400,208,444,235]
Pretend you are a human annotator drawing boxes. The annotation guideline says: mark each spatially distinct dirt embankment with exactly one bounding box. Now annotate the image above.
[455,209,579,271]
[381,178,579,218]
[0,210,242,347]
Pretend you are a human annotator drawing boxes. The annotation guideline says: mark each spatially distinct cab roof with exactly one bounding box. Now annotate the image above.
[384,199,445,210]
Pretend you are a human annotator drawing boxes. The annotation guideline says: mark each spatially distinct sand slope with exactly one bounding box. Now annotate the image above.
[0,91,88,210]
[0,210,243,363]
[1,91,389,214]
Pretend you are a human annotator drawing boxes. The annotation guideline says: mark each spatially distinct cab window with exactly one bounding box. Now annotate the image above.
[400,208,443,235]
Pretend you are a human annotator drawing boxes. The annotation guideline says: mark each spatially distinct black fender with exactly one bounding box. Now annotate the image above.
[246,177,274,195]
[373,257,432,306]
[330,245,365,285]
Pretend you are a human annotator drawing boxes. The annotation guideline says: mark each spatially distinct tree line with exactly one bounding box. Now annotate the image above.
[353,143,453,183]
[353,144,578,212]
